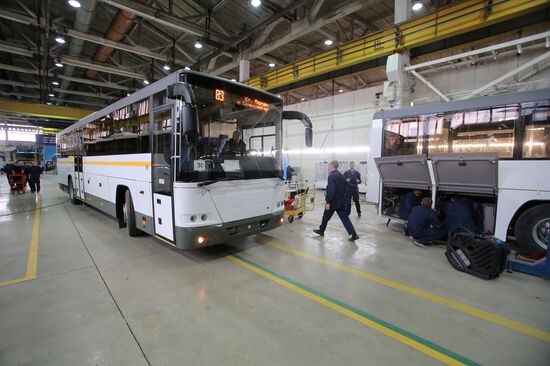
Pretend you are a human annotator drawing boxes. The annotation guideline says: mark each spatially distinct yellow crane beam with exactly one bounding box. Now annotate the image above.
[244,0,549,91]
[0,100,92,121]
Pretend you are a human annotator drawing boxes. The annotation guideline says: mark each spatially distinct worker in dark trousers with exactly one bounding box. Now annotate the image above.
[2,162,14,185]
[344,161,361,217]
[440,196,477,234]
[314,160,359,241]
[399,189,422,220]
[28,161,43,193]
[406,197,447,246]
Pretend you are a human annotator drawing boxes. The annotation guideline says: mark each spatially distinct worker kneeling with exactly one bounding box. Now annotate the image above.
[406,197,447,246]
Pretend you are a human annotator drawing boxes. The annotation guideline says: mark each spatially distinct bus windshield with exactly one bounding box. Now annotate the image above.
[177,79,283,183]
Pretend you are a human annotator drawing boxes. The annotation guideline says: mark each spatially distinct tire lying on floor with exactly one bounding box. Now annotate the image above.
[514,204,550,255]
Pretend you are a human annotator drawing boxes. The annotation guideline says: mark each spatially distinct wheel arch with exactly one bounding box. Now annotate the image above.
[508,200,550,236]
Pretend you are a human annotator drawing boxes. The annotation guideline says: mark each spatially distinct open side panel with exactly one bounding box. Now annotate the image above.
[374,154,431,190]
[430,153,498,196]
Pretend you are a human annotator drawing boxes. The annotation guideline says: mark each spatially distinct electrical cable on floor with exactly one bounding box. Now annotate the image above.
[0,199,70,217]
[63,203,152,366]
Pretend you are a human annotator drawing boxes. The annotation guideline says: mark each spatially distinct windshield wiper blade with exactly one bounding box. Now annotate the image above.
[197,178,237,187]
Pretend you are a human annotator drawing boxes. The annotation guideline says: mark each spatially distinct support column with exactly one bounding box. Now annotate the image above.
[383,0,412,107]
[394,0,411,24]
[239,59,250,82]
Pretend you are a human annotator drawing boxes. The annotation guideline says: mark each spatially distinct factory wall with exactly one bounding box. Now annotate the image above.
[283,48,550,183]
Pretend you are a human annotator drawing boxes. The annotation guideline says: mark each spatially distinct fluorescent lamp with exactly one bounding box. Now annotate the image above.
[250,0,261,7]
[412,2,423,11]
[68,0,81,8]
[324,39,333,46]
[268,63,275,68]
[194,40,203,49]
[55,36,65,44]
[163,64,170,71]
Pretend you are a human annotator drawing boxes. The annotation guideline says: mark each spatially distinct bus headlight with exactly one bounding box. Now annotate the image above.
[201,214,208,221]
[190,215,197,222]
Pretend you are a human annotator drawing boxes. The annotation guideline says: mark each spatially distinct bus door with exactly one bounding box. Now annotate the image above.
[152,104,175,241]
[74,156,85,199]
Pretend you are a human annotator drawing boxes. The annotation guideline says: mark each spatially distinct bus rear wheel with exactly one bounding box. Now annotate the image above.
[124,190,141,237]
[515,204,550,254]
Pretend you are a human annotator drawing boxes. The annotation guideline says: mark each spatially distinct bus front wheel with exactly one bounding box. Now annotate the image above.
[68,178,80,205]
[124,190,141,237]
[515,204,550,254]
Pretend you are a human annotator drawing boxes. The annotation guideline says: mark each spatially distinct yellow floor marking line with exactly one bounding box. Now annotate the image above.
[0,195,41,287]
[227,254,480,366]
[266,240,550,343]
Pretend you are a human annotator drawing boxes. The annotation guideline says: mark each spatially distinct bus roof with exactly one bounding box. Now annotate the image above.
[58,70,282,136]
[373,88,550,120]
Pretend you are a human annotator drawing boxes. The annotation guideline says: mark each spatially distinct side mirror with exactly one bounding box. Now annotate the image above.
[181,105,199,136]
[282,110,313,148]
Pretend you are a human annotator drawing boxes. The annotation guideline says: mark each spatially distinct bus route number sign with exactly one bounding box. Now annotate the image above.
[215,89,225,102]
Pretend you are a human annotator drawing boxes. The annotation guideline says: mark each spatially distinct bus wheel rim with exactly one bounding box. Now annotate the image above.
[123,202,128,224]
[532,218,550,249]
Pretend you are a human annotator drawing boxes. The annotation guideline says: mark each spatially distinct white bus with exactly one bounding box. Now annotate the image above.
[57,70,312,249]
[367,89,550,254]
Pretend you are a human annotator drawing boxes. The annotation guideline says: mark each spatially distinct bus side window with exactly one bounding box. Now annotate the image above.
[522,104,550,158]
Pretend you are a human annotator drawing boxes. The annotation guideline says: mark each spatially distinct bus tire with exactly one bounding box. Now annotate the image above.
[124,190,141,237]
[68,177,80,204]
[514,204,550,254]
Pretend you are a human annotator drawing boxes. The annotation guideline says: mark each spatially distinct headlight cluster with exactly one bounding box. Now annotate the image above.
[190,214,209,223]
[276,200,284,208]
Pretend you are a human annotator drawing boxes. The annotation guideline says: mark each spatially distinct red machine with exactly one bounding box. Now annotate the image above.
[9,172,27,194]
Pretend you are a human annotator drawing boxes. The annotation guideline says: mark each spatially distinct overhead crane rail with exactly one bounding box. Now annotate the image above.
[244,0,549,91]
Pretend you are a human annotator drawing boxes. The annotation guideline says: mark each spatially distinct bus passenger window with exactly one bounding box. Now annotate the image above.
[383,118,422,156]
[523,105,550,158]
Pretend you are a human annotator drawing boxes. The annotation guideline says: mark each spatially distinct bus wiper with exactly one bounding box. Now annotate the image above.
[197,178,238,187]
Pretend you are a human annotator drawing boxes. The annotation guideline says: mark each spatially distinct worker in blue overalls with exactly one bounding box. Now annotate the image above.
[407,197,447,246]
[314,160,359,241]
[440,196,477,234]
[343,161,361,217]
[399,189,422,220]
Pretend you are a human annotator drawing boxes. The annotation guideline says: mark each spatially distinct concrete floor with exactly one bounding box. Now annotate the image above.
[1,174,549,366]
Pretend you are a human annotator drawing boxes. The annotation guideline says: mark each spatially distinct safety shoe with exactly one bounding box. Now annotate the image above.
[349,234,359,241]
[357,212,361,217]
[313,229,324,236]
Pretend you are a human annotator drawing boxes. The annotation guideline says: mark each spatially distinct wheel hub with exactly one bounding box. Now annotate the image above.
[532,218,550,250]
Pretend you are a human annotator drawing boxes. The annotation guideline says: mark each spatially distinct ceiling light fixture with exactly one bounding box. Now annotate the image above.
[48,93,55,97]
[46,102,53,105]
[51,81,60,86]
[163,64,171,71]
[194,40,203,49]
[184,66,191,70]
[300,97,305,101]
[230,78,237,82]
[268,62,275,68]
[55,36,65,44]
[68,0,81,7]
[250,0,261,8]
[324,39,333,46]
[143,79,150,85]
[412,2,423,11]
[126,93,131,97]
[55,61,63,68]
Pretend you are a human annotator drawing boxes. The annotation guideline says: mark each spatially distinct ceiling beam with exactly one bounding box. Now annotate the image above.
[0,9,38,26]
[60,56,146,79]
[96,0,230,41]
[211,0,376,75]
[0,42,35,57]
[194,0,307,69]
[309,0,326,20]
[60,29,168,61]
[0,100,93,120]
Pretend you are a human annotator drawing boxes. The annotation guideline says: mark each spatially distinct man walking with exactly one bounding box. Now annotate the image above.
[314,160,359,241]
[28,161,43,193]
[344,161,362,217]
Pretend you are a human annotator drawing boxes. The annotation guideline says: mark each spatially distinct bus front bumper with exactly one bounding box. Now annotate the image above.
[174,212,284,249]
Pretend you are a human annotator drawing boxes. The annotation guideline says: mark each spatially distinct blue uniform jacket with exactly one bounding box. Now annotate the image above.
[399,191,420,220]
[326,170,346,210]
[406,206,442,237]
[343,169,361,192]
[440,199,477,233]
